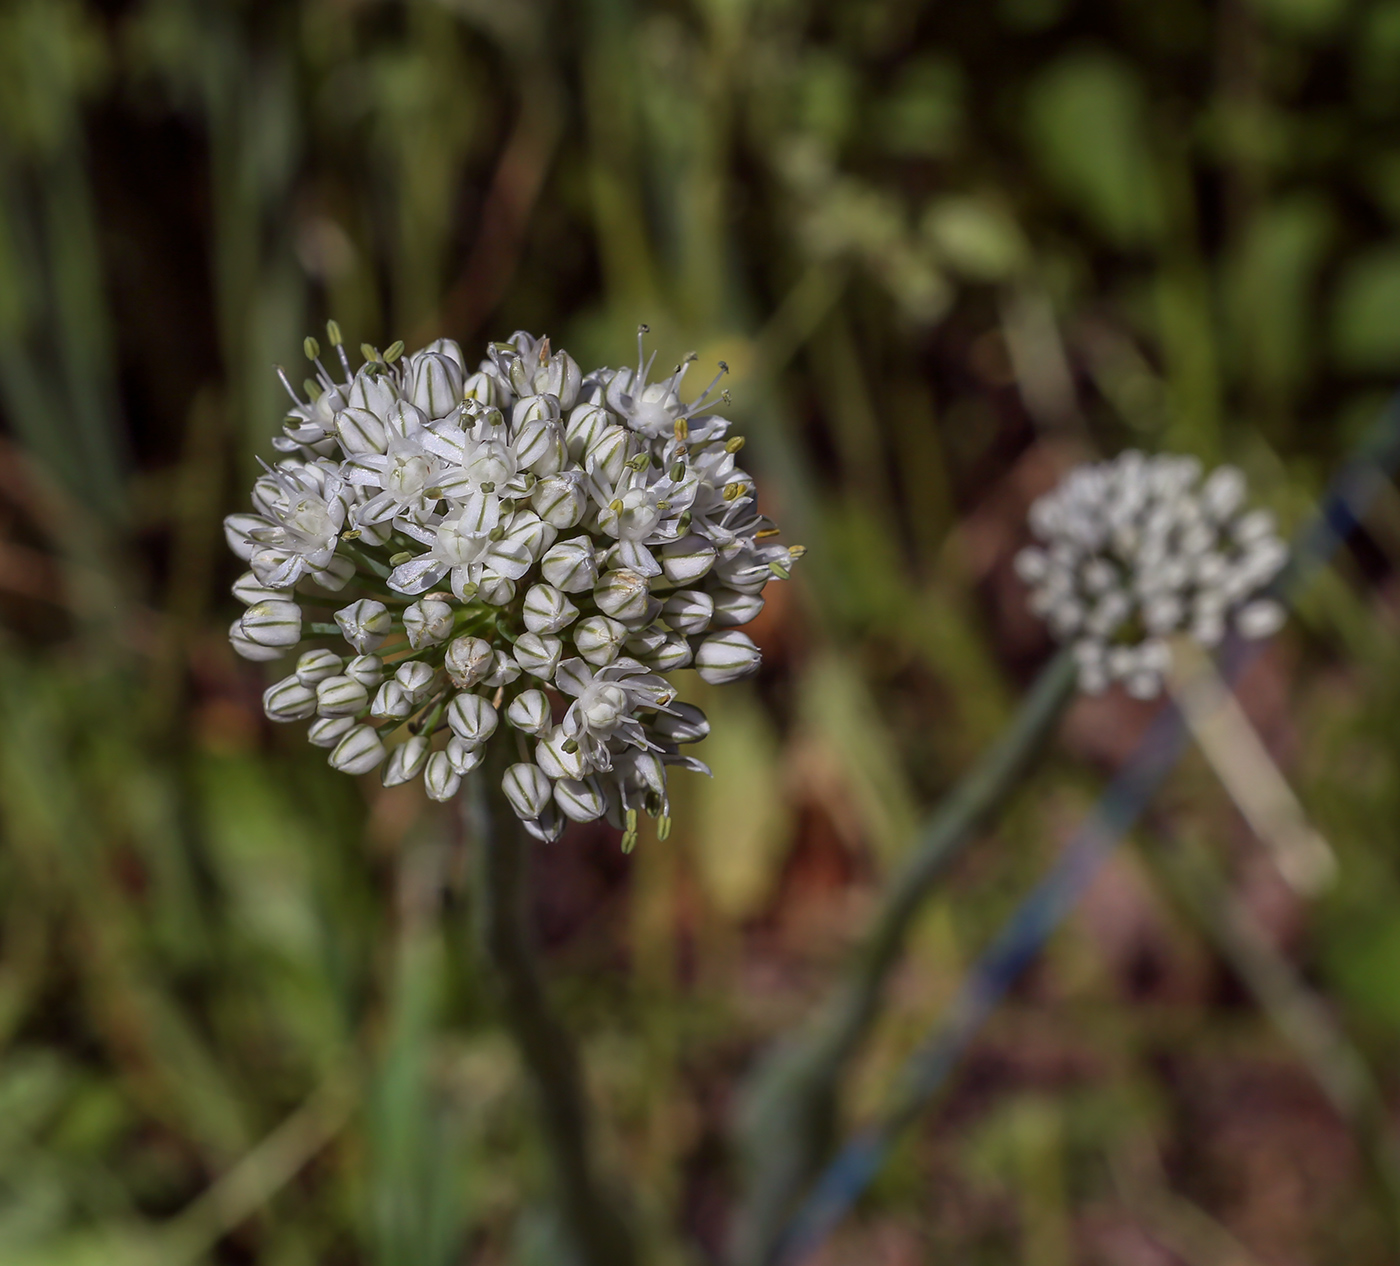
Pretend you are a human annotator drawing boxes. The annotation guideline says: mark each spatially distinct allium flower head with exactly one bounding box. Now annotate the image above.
[1016,452,1288,699]
[227,324,803,848]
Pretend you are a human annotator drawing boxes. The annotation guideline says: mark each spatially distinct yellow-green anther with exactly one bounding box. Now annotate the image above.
[480,481,495,493]
[627,452,650,471]
[304,336,320,360]
[326,318,343,346]
[341,529,362,541]
[488,526,505,541]
[303,378,321,399]
[562,737,579,754]
[360,343,380,363]
[725,436,745,453]
[621,830,638,854]
[390,551,413,566]
[768,561,790,579]
[669,462,685,481]
[676,510,691,533]
[674,418,689,442]
[384,340,404,363]
[723,482,744,502]
[789,545,808,559]
[609,498,625,514]
[657,815,672,841]
[756,527,780,539]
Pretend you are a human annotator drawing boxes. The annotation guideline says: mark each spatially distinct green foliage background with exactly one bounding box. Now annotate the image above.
[4,0,1400,1261]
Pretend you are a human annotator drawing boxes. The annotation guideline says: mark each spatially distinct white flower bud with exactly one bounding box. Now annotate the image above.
[531,474,586,528]
[241,600,303,648]
[565,403,613,461]
[710,588,764,627]
[224,513,265,562]
[513,631,563,679]
[523,806,566,843]
[345,655,383,688]
[638,631,692,671]
[1201,465,1247,521]
[462,369,502,406]
[695,629,761,684]
[329,724,386,775]
[336,407,388,455]
[536,728,587,780]
[650,701,710,743]
[316,674,370,717]
[308,715,356,748]
[555,777,607,822]
[232,571,287,606]
[371,680,413,721]
[502,762,553,820]
[662,589,714,635]
[1234,508,1277,545]
[229,618,287,661]
[523,583,579,634]
[483,649,522,687]
[540,538,598,592]
[478,573,517,606]
[661,535,716,585]
[1236,597,1286,639]
[424,751,462,801]
[507,689,553,736]
[624,624,668,656]
[447,692,498,745]
[335,599,392,654]
[263,675,318,722]
[383,735,430,787]
[394,660,437,703]
[295,648,344,685]
[573,614,627,666]
[445,635,494,688]
[403,596,454,649]
[594,569,651,622]
[406,351,464,418]
[447,736,485,775]
[584,426,631,486]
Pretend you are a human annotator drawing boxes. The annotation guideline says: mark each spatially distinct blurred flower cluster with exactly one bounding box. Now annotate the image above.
[225,326,801,847]
[1016,453,1288,698]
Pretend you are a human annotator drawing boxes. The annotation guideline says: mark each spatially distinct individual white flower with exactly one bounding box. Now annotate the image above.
[329,724,386,774]
[383,736,430,787]
[1017,453,1289,697]
[227,324,800,839]
[335,600,392,654]
[240,599,303,650]
[695,630,762,684]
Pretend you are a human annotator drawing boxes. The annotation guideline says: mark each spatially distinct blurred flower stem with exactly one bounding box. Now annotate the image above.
[731,646,1077,1266]
[1145,830,1400,1253]
[465,753,637,1266]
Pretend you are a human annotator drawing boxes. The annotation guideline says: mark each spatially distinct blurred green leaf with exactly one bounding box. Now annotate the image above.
[1024,50,1162,247]
[1331,244,1400,370]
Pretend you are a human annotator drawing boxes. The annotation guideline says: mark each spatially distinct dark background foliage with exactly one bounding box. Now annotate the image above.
[5,0,1400,1261]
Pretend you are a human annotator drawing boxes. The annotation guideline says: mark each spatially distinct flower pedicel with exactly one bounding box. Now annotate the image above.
[226,325,802,849]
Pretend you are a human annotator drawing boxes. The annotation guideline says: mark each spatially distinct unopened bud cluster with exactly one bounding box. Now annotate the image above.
[1015,452,1287,698]
[226,326,801,847]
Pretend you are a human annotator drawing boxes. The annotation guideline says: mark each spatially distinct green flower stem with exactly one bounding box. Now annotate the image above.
[732,647,1077,1266]
[1145,831,1400,1254]
[466,754,638,1266]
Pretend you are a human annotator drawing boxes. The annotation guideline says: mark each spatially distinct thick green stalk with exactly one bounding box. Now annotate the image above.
[466,760,637,1266]
[731,648,1077,1266]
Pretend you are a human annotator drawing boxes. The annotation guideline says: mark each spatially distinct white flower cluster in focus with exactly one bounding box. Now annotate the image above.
[225,324,802,848]
[1015,452,1288,698]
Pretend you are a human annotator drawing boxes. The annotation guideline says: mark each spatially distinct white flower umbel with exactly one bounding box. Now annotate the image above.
[226,324,803,847]
[1017,452,1289,699]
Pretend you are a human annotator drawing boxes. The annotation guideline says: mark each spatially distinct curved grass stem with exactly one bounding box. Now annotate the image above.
[730,647,1077,1266]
